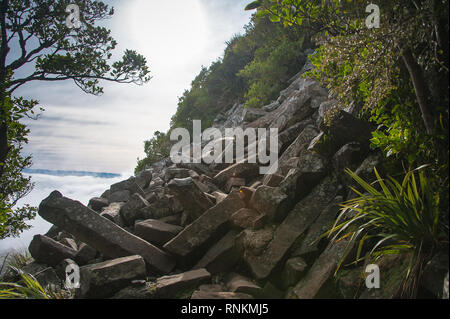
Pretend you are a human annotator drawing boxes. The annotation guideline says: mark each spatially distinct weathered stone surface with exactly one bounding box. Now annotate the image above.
[78,255,147,299]
[167,177,214,221]
[198,284,225,292]
[292,196,342,257]
[225,177,246,193]
[199,174,219,192]
[237,186,255,205]
[281,257,308,288]
[243,107,267,123]
[38,191,175,274]
[280,157,300,176]
[238,226,275,257]
[290,239,349,299]
[135,169,153,189]
[154,268,211,298]
[226,273,261,295]
[110,177,145,197]
[262,174,284,187]
[60,237,78,251]
[422,252,449,298]
[277,125,319,173]
[262,101,280,112]
[101,189,110,200]
[213,161,259,187]
[88,197,109,212]
[230,208,265,229]
[163,190,246,269]
[75,243,98,265]
[100,202,125,226]
[204,192,217,204]
[44,225,60,240]
[246,177,341,280]
[119,193,150,226]
[110,281,156,299]
[109,190,131,203]
[249,186,290,222]
[278,119,314,153]
[29,234,77,267]
[164,167,191,182]
[34,267,61,289]
[272,80,323,132]
[332,142,366,175]
[158,213,182,226]
[193,230,240,274]
[212,191,227,204]
[144,192,158,204]
[191,291,253,299]
[140,196,173,220]
[280,149,328,202]
[135,219,183,246]
[148,177,165,190]
[193,179,210,193]
[249,181,262,189]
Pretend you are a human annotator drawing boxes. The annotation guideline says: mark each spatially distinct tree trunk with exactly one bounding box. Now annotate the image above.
[0,0,9,177]
[401,49,435,135]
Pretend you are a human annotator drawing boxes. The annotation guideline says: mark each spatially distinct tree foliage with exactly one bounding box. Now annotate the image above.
[247,0,449,293]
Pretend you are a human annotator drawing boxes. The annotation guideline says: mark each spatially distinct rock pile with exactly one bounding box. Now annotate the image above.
[22,72,447,299]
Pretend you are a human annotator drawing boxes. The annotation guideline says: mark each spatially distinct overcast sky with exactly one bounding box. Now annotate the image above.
[14,0,253,175]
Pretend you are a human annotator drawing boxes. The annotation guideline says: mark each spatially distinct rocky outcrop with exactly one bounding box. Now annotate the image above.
[38,191,175,274]
[77,255,147,299]
[163,190,245,269]
[27,65,431,300]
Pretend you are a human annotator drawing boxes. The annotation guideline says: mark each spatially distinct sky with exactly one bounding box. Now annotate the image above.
[0,0,253,258]
[13,0,253,175]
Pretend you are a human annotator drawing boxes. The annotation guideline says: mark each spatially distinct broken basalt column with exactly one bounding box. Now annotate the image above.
[28,234,77,267]
[167,177,214,220]
[163,190,246,269]
[38,191,175,274]
[77,255,147,299]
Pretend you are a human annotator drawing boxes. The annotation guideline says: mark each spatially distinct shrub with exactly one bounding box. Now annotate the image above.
[326,166,446,297]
